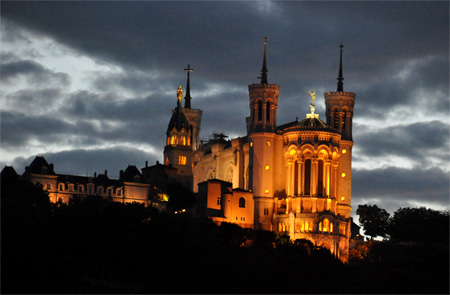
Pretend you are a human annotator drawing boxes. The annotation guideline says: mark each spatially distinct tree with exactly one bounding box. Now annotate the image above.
[388,207,449,244]
[356,204,390,240]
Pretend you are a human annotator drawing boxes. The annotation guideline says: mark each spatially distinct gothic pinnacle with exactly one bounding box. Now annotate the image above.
[184,64,193,109]
[337,44,344,92]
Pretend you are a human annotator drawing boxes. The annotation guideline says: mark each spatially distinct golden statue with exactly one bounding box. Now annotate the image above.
[308,89,316,104]
[177,85,183,102]
[308,89,316,114]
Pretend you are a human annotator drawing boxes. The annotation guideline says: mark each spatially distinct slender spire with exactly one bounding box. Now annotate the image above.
[337,44,344,92]
[184,64,193,109]
[258,37,268,84]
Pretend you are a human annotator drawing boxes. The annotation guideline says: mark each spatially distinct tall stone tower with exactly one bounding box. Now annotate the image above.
[164,85,194,189]
[248,38,281,230]
[324,44,356,218]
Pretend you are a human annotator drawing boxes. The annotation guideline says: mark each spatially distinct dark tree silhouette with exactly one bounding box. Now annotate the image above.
[357,204,390,239]
[389,207,449,244]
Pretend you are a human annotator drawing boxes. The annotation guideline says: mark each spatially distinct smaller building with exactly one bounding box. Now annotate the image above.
[20,156,150,204]
[198,179,254,229]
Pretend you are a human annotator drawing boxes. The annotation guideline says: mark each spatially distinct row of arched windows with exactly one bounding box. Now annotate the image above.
[168,135,191,146]
[255,101,271,123]
[332,109,347,130]
[58,183,122,196]
[280,218,339,234]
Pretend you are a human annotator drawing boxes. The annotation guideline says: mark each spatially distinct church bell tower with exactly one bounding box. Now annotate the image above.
[248,38,280,230]
[324,44,356,218]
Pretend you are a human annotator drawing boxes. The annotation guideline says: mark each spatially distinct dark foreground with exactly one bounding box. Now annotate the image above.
[2,182,449,294]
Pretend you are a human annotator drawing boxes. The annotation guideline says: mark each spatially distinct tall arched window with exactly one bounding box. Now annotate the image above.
[257,100,262,122]
[171,135,178,145]
[333,109,339,129]
[181,136,186,146]
[239,197,246,208]
[318,160,324,196]
[342,110,347,131]
[304,159,311,195]
[266,101,271,122]
[323,218,329,232]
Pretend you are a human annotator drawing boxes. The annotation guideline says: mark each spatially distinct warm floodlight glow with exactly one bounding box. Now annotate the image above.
[250,142,253,147]
[341,172,346,177]
[341,196,346,201]
[265,189,269,194]
[342,149,347,154]
[266,141,271,146]
[265,165,270,170]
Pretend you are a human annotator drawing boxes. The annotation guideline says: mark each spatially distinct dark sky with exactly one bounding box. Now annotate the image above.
[1,1,449,216]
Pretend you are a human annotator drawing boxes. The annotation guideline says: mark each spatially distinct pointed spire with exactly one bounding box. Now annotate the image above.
[184,64,193,108]
[258,37,268,84]
[337,44,344,92]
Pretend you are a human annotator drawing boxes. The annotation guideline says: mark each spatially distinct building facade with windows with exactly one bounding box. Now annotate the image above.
[21,156,150,204]
[166,41,356,261]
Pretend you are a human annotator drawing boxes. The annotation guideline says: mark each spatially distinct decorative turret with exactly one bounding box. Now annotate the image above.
[248,37,280,134]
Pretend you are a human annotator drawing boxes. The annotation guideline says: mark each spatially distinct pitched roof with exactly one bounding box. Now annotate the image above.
[23,156,55,176]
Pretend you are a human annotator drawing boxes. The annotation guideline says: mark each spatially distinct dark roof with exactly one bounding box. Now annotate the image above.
[277,119,299,131]
[283,116,337,133]
[120,165,145,183]
[167,106,190,133]
[1,166,19,180]
[23,156,55,176]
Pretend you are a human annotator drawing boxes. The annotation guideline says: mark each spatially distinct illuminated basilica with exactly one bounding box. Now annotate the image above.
[5,40,356,261]
[164,41,356,260]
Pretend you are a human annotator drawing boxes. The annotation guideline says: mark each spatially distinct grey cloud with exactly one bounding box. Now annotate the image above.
[4,88,63,113]
[353,166,449,209]
[1,59,70,86]
[354,121,449,165]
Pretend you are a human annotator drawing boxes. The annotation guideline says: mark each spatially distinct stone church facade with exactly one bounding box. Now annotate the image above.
[164,41,356,260]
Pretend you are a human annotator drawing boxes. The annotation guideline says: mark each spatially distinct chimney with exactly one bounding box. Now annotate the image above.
[94,172,97,178]
[120,170,124,179]
[105,170,107,176]
[156,160,159,165]
[145,161,148,168]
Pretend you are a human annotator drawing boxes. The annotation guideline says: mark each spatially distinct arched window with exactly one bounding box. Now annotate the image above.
[165,157,170,165]
[323,218,329,232]
[239,197,246,208]
[181,136,186,146]
[333,109,339,129]
[59,183,64,191]
[342,110,347,130]
[171,135,178,145]
[167,137,170,146]
[266,101,271,122]
[305,222,309,232]
[318,160,324,196]
[304,159,311,195]
[257,100,262,122]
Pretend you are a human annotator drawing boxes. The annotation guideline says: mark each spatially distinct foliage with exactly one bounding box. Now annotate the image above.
[164,182,196,211]
[356,204,390,239]
[389,207,449,244]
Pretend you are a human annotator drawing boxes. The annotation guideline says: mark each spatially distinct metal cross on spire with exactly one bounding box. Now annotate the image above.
[184,64,194,109]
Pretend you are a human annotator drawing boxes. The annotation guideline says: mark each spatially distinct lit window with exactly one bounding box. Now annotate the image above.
[181,136,186,146]
[305,222,309,232]
[250,142,253,147]
[171,135,178,145]
[165,157,170,165]
[178,156,187,165]
[330,223,333,233]
[323,218,329,232]
[239,197,246,208]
